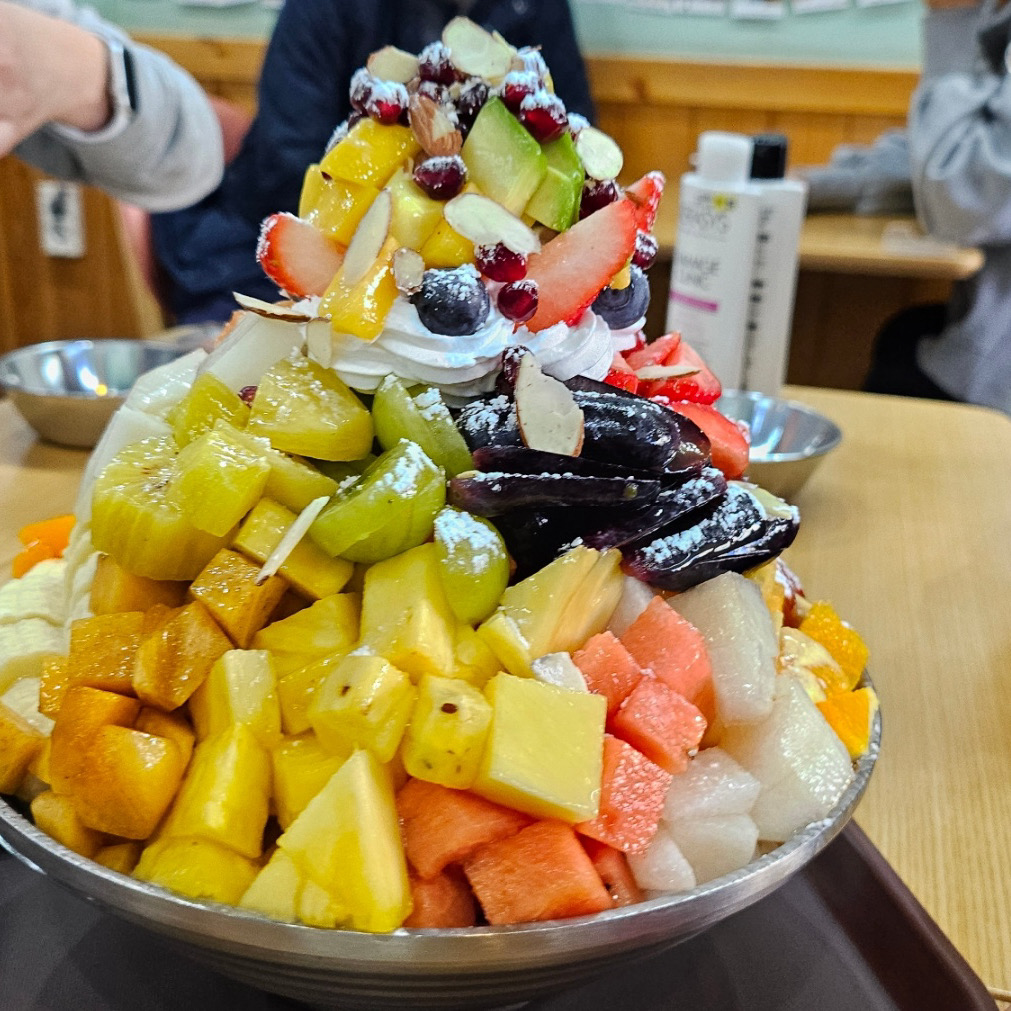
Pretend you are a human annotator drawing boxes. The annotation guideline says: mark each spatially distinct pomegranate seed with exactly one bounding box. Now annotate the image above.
[500,71,540,113]
[514,47,549,82]
[239,385,257,405]
[498,279,539,323]
[633,230,659,270]
[475,243,527,282]
[413,155,467,200]
[349,68,373,112]
[417,80,451,105]
[518,92,567,143]
[579,178,621,219]
[456,79,489,137]
[364,81,409,125]
[418,41,457,85]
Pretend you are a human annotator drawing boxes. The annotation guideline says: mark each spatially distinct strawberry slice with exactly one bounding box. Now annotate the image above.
[603,352,639,394]
[625,332,681,372]
[661,400,750,479]
[523,199,638,333]
[257,212,345,299]
[639,339,722,405]
[624,171,665,232]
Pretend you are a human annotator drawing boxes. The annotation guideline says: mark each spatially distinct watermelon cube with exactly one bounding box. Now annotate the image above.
[610,677,706,775]
[403,867,478,928]
[581,838,644,907]
[571,631,644,717]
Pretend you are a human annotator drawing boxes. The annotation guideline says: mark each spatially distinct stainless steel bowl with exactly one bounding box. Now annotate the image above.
[0,698,879,1010]
[717,391,843,501]
[0,339,188,448]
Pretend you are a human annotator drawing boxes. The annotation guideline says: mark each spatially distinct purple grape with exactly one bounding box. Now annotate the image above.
[413,267,490,337]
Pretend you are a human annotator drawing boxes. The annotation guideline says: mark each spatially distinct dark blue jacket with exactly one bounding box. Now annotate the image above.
[151,0,595,323]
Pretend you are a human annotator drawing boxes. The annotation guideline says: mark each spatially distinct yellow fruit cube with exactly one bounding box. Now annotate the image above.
[551,548,623,653]
[239,847,301,922]
[233,499,353,601]
[321,119,420,188]
[452,624,502,689]
[817,686,879,759]
[132,600,232,711]
[419,217,475,269]
[94,841,142,875]
[0,701,45,794]
[71,725,187,839]
[188,549,290,649]
[277,749,410,932]
[310,653,416,763]
[159,724,271,859]
[30,790,103,858]
[90,554,187,616]
[134,706,196,767]
[188,649,282,749]
[297,875,348,929]
[39,655,70,717]
[388,167,444,249]
[473,673,606,823]
[298,163,326,219]
[276,654,338,736]
[134,836,259,905]
[252,592,360,677]
[68,611,144,696]
[271,733,346,829]
[304,175,379,246]
[28,736,51,785]
[167,371,250,447]
[322,236,400,341]
[401,675,492,789]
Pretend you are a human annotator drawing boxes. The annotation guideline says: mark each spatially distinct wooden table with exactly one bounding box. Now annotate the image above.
[1,389,1009,1000]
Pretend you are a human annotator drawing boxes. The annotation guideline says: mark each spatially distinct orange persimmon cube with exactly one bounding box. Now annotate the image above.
[571,631,644,717]
[94,841,142,875]
[463,820,613,925]
[68,611,144,696]
[576,735,671,854]
[188,549,290,648]
[11,539,56,578]
[611,677,706,775]
[132,600,231,711]
[38,655,70,717]
[90,554,188,615]
[403,867,478,928]
[0,702,45,794]
[30,790,103,858]
[581,838,645,907]
[396,778,531,880]
[135,706,196,767]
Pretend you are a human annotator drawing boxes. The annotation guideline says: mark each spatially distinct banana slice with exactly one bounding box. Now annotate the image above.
[0,619,68,695]
[0,558,68,627]
[66,552,99,624]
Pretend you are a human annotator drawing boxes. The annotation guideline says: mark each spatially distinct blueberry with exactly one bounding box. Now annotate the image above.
[413,267,490,336]
[591,265,650,329]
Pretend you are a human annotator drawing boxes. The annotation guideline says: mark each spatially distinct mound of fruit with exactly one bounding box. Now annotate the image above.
[0,20,878,935]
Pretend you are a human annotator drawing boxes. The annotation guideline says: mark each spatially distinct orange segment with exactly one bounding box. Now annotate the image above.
[817,686,879,759]
[18,514,75,553]
[799,601,869,693]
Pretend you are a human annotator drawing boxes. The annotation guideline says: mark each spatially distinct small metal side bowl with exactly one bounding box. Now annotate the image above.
[0,339,188,448]
[0,696,879,1011]
[717,390,843,501]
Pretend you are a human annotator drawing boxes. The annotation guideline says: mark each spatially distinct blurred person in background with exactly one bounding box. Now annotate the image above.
[0,0,224,211]
[150,0,595,325]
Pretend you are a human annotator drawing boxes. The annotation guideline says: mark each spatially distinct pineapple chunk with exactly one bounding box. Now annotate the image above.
[304,175,380,246]
[188,649,282,749]
[297,875,348,929]
[233,499,353,601]
[321,119,420,188]
[90,554,187,615]
[30,790,103,858]
[167,372,249,447]
[276,653,340,736]
[135,836,259,905]
[321,236,400,341]
[239,847,301,922]
[252,592,360,677]
[0,701,45,794]
[158,724,271,859]
[400,675,492,789]
[271,733,345,829]
[473,673,606,823]
[188,549,290,649]
[277,749,410,932]
[68,611,144,696]
[132,600,232,710]
[94,841,142,875]
[71,725,187,839]
[310,653,416,763]
[452,624,502,689]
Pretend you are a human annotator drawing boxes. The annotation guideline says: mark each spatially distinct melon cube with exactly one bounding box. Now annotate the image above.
[252,592,360,676]
[271,733,345,829]
[662,747,761,823]
[668,814,759,884]
[626,824,696,894]
[188,649,282,748]
[388,167,444,250]
[670,572,778,725]
[135,836,259,905]
[473,673,606,823]
[720,675,854,843]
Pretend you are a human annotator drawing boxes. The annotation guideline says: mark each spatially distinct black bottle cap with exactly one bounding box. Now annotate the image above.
[751,133,788,179]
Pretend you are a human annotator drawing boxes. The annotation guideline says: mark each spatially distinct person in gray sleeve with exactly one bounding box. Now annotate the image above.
[887,0,1011,411]
[0,0,223,211]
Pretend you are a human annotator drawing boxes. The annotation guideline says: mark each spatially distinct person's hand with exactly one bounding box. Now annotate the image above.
[0,2,110,156]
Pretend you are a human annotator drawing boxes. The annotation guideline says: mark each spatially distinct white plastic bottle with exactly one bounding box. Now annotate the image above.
[665,132,761,390]
[742,134,808,396]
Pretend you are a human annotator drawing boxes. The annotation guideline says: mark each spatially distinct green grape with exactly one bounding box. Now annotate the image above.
[433,506,510,625]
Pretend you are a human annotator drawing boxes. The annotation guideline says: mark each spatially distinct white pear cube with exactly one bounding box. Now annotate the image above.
[668,814,759,885]
[627,824,697,894]
[669,571,777,725]
[531,652,587,692]
[606,575,657,637]
[721,675,854,843]
[663,747,760,823]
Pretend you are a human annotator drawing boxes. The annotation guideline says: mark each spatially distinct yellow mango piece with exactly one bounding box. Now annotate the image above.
[298,163,326,219]
[233,498,353,601]
[271,733,346,829]
[277,749,410,933]
[39,655,69,718]
[134,706,196,767]
[94,841,142,875]
[817,686,879,759]
[0,701,44,794]
[159,724,271,859]
[252,592,360,677]
[30,790,103,858]
[135,836,259,905]
[388,167,444,250]
[473,673,606,823]
[310,653,416,763]
[239,847,301,923]
[419,217,474,269]
[322,236,400,341]
[28,736,51,784]
[90,554,187,616]
[188,649,282,749]
[304,175,379,246]
[68,610,144,696]
[321,119,420,188]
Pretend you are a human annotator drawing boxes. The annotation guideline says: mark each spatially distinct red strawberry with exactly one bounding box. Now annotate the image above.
[624,171,665,232]
[625,332,681,372]
[523,199,638,333]
[256,212,345,299]
[661,400,749,479]
[603,352,639,394]
[641,339,721,405]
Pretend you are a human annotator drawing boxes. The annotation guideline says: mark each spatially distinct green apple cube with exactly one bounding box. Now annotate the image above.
[309,653,416,763]
[233,498,353,600]
[372,376,473,478]
[277,749,410,933]
[308,440,445,564]
[525,132,585,232]
[473,673,606,822]
[461,97,547,215]
[401,674,493,789]
[168,371,249,447]
[433,506,509,626]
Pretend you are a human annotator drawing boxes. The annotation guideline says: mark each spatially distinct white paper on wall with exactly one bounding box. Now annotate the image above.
[730,0,785,18]
[791,0,848,13]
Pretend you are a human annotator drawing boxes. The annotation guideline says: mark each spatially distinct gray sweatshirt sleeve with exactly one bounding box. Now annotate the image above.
[11,0,224,212]
[908,2,1011,246]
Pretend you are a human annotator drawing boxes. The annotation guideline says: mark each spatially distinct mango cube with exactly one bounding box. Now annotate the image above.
[473,673,606,823]
[322,236,400,341]
[30,790,103,858]
[310,653,416,763]
[252,592,360,677]
[68,610,144,696]
[188,649,282,749]
[321,119,420,188]
[419,217,475,269]
[90,554,187,615]
[304,175,379,246]
[271,733,345,829]
[135,836,259,905]
[0,701,45,793]
[134,706,196,767]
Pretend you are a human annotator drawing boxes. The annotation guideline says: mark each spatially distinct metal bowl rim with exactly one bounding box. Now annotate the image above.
[718,390,843,465]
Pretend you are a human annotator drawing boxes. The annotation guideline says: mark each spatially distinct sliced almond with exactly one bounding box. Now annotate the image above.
[392,247,425,296]
[575,126,624,182]
[514,352,584,457]
[257,496,331,585]
[409,93,463,157]
[633,364,701,380]
[367,45,420,84]
[442,16,514,82]
[444,192,541,256]
[305,318,334,367]
[342,189,392,287]
[232,293,317,322]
